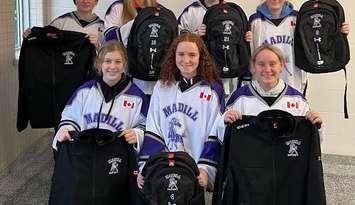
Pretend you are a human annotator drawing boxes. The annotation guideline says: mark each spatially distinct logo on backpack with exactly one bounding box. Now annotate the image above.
[149,23,160,37]
[139,152,204,205]
[294,0,350,73]
[311,14,323,28]
[222,20,234,35]
[127,6,178,81]
[203,2,250,78]
[165,173,181,191]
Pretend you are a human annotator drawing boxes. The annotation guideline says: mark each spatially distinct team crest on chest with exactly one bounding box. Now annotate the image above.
[108,157,122,175]
[285,140,301,157]
[167,118,184,151]
[62,51,75,65]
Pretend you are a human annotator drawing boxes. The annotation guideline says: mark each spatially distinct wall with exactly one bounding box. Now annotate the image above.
[0,0,48,172]
[43,0,355,156]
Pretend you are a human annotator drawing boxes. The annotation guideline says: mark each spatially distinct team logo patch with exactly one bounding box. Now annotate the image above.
[149,23,160,38]
[222,20,234,35]
[165,173,181,191]
[311,14,323,28]
[123,100,135,109]
[165,173,181,205]
[62,51,75,65]
[199,92,212,101]
[286,140,301,157]
[108,157,122,175]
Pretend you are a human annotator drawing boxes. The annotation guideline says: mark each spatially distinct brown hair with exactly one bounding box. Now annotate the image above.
[95,41,128,74]
[160,33,219,86]
[122,0,157,25]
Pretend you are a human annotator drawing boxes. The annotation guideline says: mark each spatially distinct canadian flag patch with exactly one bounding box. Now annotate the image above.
[199,92,212,101]
[287,101,299,109]
[290,20,296,27]
[123,100,134,108]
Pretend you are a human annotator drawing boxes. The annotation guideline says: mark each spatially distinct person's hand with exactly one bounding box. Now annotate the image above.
[57,128,72,142]
[22,27,32,38]
[137,172,145,189]
[120,129,137,144]
[197,168,208,187]
[244,31,252,42]
[306,110,322,127]
[224,109,242,123]
[85,33,100,48]
[196,24,207,36]
[340,21,350,35]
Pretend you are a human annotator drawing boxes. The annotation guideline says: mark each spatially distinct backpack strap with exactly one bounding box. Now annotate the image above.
[343,68,348,118]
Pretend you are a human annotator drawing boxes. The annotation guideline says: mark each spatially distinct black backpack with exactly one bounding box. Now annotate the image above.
[138,151,205,205]
[294,0,350,118]
[127,5,178,81]
[294,0,350,73]
[203,2,250,78]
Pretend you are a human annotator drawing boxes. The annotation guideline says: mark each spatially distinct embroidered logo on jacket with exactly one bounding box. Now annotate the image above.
[285,140,301,157]
[62,51,75,65]
[108,157,122,175]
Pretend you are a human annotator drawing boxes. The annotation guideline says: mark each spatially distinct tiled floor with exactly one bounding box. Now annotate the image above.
[0,133,354,205]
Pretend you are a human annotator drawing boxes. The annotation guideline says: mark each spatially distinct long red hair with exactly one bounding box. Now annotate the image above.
[160,33,220,86]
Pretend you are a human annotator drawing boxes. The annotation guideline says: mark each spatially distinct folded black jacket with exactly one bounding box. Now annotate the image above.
[213,110,326,205]
[17,26,96,131]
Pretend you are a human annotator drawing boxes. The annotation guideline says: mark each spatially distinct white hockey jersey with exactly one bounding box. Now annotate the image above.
[211,81,310,143]
[139,80,225,181]
[104,0,125,28]
[52,79,148,151]
[178,1,207,34]
[249,2,306,92]
[50,11,104,39]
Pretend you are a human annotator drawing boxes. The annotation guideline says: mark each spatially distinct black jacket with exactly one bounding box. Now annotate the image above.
[213,110,326,205]
[49,129,139,205]
[17,26,96,131]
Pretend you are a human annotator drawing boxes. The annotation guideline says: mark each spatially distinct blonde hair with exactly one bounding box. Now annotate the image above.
[122,0,157,24]
[251,44,285,66]
[95,41,128,74]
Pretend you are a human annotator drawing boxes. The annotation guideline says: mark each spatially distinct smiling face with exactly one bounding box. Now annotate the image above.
[175,41,200,79]
[75,0,97,14]
[100,51,126,86]
[250,48,284,90]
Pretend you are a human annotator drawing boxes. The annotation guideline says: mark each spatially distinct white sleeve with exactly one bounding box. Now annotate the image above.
[52,125,76,150]
[130,95,148,152]
[120,20,134,47]
[49,17,64,30]
[104,3,124,28]
[178,10,199,34]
